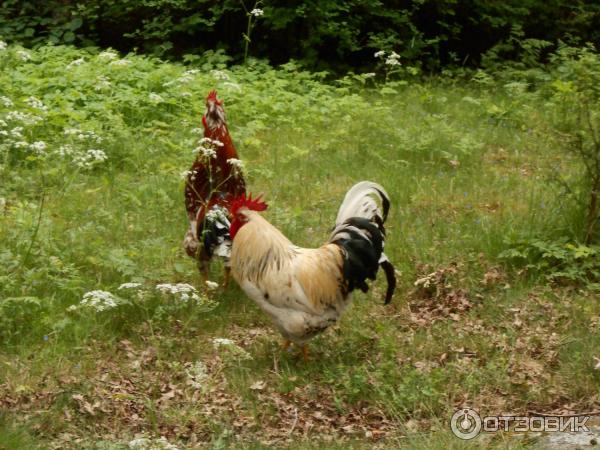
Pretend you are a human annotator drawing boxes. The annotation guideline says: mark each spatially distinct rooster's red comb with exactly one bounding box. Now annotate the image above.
[230,194,268,216]
[206,90,222,105]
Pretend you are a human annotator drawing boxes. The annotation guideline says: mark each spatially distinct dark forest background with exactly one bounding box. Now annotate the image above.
[1,0,599,72]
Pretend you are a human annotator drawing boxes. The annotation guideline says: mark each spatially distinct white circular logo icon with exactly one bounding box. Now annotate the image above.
[450,408,482,440]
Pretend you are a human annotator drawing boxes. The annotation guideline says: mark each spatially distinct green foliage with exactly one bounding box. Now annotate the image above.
[1,0,599,70]
[0,413,43,450]
[0,296,45,342]
[0,0,91,46]
[500,238,600,286]
[544,45,600,244]
[473,45,600,285]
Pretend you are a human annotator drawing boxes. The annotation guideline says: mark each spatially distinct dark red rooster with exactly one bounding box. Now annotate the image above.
[183,90,246,284]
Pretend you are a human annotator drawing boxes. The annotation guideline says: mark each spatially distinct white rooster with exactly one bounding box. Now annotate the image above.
[227,182,396,358]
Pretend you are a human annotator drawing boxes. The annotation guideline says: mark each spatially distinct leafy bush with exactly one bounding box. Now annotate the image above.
[484,45,600,286]
[1,0,599,71]
[545,45,600,245]
[500,238,600,287]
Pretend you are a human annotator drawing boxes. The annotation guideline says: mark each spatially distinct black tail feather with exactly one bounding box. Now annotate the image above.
[332,217,395,303]
[380,260,396,304]
[330,181,396,304]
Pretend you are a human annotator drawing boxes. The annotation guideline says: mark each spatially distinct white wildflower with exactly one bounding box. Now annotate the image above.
[196,146,216,159]
[66,57,85,69]
[57,145,74,156]
[30,141,47,155]
[227,158,244,171]
[95,75,111,91]
[6,111,25,122]
[25,96,47,111]
[223,81,241,91]
[128,436,180,450]
[75,290,119,312]
[185,361,209,390]
[13,141,29,149]
[73,149,108,169]
[98,50,118,60]
[0,130,7,136]
[180,169,192,180]
[17,50,31,61]
[63,128,79,136]
[0,119,6,128]
[212,338,252,359]
[5,111,42,125]
[210,70,229,81]
[118,282,142,290]
[250,8,264,17]
[183,69,199,76]
[89,148,107,160]
[198,137,225,148]
[64,129,103,144]
[374,50,385,58]
[10,127,23,138]
[179,91,192,98]
[212,338,235,347]
[149,92,164,103]
[205,205,228,223]
[0,41,7,51]
[364,72,376,78]
[177,74,193,84]
[205,280,219,291]
[198,147,217,159]
[0,96,13,107]
[385,52,401,66]
[156,283,201,302]
[128,438,149,449]
[110,58,130,67]
[190,127,204,135]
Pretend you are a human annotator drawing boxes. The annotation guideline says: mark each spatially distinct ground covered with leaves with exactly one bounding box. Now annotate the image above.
[1,43,599,449]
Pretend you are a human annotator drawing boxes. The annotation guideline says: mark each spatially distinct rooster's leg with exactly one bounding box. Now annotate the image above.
[223,266,231,288]
[281,339,291,351]
[197,258,209,283]
[301,344,309,362]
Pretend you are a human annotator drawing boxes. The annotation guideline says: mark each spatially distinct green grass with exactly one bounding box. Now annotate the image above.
[1,43,599,449]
